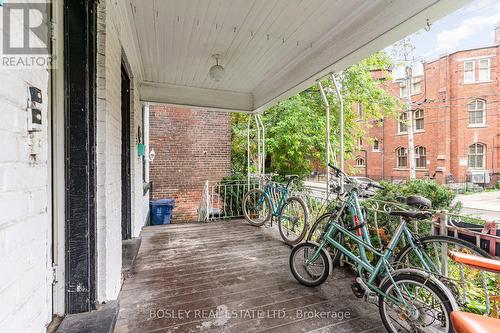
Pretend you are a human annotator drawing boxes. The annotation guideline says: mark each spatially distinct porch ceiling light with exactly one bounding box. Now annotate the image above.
[209,54,225,82]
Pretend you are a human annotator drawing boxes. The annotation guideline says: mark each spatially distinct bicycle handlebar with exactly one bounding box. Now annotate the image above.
[327,163,385,191]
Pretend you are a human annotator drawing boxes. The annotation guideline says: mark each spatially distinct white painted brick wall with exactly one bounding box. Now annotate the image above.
[96,0,122,302]
[0,61,51,333]
[95,0,149,302]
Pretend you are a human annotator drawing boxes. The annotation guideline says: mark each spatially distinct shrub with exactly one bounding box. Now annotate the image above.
[372,179,458,211]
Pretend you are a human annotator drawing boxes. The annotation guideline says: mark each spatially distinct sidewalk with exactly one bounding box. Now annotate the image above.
[455,190,500,221]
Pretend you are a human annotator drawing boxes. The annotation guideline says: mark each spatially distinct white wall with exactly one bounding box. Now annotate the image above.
[0,1,150,330]
[0,14,52,333]
[96,0,149,302]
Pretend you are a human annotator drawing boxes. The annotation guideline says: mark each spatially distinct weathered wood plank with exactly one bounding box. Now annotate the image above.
[115,220,384,332]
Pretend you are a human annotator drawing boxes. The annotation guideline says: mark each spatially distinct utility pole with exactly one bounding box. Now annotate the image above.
[405,65,416,179]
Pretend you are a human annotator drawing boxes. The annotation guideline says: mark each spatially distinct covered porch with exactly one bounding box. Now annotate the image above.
[114,220,383,333]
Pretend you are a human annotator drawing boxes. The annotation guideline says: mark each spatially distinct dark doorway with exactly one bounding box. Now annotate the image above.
[64,0,97,314]
[121,63,132,240]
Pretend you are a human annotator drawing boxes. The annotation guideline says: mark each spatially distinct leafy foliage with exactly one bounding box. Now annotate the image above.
[371,179,458,211]
[231,51,402,178]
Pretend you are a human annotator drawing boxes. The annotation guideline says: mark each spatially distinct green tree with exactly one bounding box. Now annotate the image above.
[232,51,401,178]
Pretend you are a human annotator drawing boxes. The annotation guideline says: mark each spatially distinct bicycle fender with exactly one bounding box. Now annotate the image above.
[307,241,334,276]
[379,268,459,311]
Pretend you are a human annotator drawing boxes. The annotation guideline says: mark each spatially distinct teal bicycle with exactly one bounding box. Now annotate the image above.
[289,165,459,333]
[242,174,309,245]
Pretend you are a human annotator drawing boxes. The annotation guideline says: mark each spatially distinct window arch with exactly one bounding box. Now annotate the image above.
[355,157,365,167]
[468,143,486,169]
[415,146,426,168]
[372,139,380,152]
[396,147,407,168]
[468,99,486,126]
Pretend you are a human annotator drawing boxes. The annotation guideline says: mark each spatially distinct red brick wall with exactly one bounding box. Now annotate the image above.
[149,106,231,222]
[350,41,500,184]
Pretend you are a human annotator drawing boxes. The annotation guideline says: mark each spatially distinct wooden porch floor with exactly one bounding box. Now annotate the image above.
[114,220,385,333]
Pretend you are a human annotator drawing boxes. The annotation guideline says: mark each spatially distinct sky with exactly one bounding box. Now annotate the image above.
[390,0,500,62]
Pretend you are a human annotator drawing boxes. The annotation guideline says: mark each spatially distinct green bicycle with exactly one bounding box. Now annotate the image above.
[242,174,309,245]
[290,165,459,333]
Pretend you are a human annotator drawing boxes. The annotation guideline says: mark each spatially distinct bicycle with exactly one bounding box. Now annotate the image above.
[242,174,309,245]
[448,251,500,333]
[290,165,459,332]
[306,166,492,301]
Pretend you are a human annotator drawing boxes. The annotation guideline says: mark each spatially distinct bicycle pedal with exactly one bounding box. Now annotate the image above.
[364,292,378,305]
[350,282,365,298]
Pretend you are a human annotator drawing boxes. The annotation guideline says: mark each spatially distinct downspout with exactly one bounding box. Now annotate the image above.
[318,81,331,188]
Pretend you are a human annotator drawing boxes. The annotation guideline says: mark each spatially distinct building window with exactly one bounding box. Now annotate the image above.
[398,112,408,134]
[399,82,408,98]
[412,76,422,94]
[468,99,486,126]
[464,60,474,83]
[468,143,485,169]
[414,109,424,131]
[357,137,363,148]
[355,157,365,167]
[396,147,407,168]
[372,139,380,152]
[415,146,426,168]
[478,58,490,82]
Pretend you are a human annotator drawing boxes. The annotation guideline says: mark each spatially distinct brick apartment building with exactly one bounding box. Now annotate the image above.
[149,106,232,222]
[350,26,500,185]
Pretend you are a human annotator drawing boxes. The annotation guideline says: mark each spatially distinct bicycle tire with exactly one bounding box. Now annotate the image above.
[278,196,309,245]
[306,212,344,265]
[379,273,454,333]
[394,235,493,265]
[289,242,330,287]
[242,189,271,227]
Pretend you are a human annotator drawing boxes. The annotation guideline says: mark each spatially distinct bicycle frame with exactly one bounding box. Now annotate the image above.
[260,182,289,217]
[310,188,435,306]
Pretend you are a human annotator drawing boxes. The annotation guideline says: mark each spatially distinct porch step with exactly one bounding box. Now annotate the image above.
[56,300,119,333]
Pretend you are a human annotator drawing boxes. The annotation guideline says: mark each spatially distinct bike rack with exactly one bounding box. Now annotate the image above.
[317,73,345,193]
[247,114,266,186]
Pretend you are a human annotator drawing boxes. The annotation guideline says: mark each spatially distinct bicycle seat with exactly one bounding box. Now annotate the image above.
[405,195,432,209]
[451,311,500,333]
[449,251,500,274]
[389,210,432,220]
[285,175,299,181]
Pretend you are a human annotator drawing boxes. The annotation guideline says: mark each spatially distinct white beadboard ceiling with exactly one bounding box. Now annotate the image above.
[130,0,470,112]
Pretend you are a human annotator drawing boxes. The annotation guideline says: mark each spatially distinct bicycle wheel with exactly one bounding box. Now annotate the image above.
[394,235,492,309]
[242,189,272,226]
[278,196,308,245]
[379,273,454,333]
[289,242,330,287]
[306,212,344,264]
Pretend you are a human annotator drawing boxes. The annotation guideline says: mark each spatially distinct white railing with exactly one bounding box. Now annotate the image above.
[198,179,259,222]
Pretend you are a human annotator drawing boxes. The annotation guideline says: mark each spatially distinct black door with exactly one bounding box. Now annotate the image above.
[121,63,132,240]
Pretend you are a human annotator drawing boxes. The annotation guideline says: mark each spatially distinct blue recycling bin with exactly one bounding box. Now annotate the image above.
[150,199,175,225]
